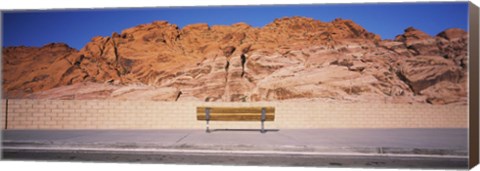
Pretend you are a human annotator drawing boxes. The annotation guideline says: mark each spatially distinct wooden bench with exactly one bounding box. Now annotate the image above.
[196,107,275,133]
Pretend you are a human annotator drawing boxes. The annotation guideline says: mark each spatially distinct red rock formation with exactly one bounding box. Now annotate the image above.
[2,17,468,104]
[2,43,78,97]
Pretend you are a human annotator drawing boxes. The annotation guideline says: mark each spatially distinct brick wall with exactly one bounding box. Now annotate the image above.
[0,99,468,129]
[1,100,6,130]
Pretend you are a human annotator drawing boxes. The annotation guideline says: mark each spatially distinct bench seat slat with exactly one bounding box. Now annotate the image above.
[197,114,275,121]
[196,107,275,113]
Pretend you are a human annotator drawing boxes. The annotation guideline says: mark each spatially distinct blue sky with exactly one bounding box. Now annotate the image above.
[2,2,469,50]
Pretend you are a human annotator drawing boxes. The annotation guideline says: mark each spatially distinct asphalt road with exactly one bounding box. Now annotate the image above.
[2,148,467,169]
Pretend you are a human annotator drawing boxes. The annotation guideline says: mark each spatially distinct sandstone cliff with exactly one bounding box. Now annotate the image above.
[2,17,468,104]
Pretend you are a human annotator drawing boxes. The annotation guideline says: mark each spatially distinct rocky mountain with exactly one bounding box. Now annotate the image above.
[2,17,468,104]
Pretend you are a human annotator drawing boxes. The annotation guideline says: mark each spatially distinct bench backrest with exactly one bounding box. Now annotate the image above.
[196,107,275,121]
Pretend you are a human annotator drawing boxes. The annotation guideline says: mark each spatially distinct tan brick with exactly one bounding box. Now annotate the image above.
[52,109,63,113]
[44,104,57,108]
[14,108,27,113]
[39,109,52,113]
[49,100,62,105]
[63,109,75,113]
[27,108,38,113]
[33,104,45,109]
[45,112,58,117]
[44,120,57,125]
[32,113,45,117]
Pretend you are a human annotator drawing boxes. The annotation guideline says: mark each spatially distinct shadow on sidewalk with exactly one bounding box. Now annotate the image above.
[208,129,280,133]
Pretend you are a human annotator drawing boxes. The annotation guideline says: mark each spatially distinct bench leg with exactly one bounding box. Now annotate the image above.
[260,107,266,134]
[260,120,265,134]
[206,120,210,133]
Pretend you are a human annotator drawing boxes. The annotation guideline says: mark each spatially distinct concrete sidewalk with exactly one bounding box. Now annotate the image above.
[1,128,468,156]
